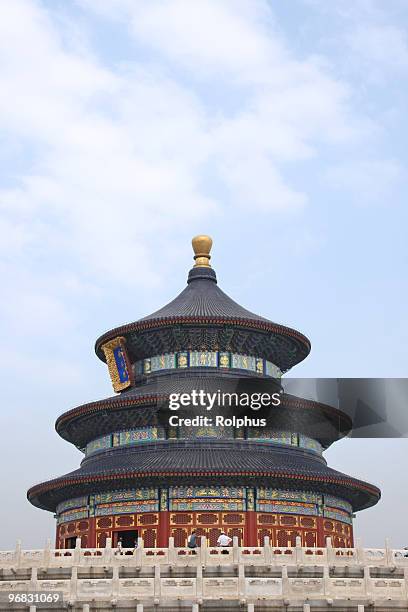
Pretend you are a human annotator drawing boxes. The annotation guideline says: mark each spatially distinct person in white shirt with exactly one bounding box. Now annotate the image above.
[217,532,232,552]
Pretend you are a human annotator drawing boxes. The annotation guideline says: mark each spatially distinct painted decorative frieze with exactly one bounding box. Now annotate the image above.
[170,499,246,511]
[169,486,245,499]
[134,351,282,378]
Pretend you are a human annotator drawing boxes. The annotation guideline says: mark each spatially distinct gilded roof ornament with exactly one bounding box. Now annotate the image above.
[192,234,212,268]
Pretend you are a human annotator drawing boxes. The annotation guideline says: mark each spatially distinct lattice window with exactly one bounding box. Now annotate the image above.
[77,521,89,532]
[258,528,273,546]
[333,536,345,548]
[115,515,134,527]
[280,515,297,526]
[138,513,158,525]
[208,528,222,547]
[223,513,243,524]
[67,523,76,534]
[97,517,112,529]
[171,513,193,524]
[276,530,289,547]
[97,532,110,548]
[197,513,219,525]
[257,514,276,525]
[304,531,316,547]
[194,528,206,544]
[324,521,334,532]
[171,528,188,547]
[142,528,157,548]
[226,528,243,545]
[300,517,316,528]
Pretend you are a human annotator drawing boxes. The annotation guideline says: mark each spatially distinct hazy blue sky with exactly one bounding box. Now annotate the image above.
[0,0,407,549]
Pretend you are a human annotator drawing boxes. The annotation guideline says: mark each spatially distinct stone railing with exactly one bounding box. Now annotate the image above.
[1,537,408,610]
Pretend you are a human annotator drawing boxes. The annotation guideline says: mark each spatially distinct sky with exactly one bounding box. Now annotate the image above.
[0,0,407,549]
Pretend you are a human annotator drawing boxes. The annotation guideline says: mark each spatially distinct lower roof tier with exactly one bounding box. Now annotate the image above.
[27,440,380,513]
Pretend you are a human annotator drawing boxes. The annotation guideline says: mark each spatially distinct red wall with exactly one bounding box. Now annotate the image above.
[56,511,353,549]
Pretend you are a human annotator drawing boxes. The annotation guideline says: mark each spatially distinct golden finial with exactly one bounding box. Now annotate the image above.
[192,235,212,268]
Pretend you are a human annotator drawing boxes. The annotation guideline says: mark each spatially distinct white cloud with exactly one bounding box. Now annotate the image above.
[347,24,408,75]
[78,0,279,78]
[324,159,402,204]
[304,0,408,81]
[121,0,280,80]
[0,0,395,315]
[0,0,364,297]
[219,156,306,212]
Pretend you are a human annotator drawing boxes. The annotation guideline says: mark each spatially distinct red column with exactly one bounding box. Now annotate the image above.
[317,516,326,547]
[157,511,170,547]
[88,517,96,548]
[245,511,257,546]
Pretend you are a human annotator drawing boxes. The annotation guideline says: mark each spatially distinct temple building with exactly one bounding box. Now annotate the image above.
[27,236,380,550]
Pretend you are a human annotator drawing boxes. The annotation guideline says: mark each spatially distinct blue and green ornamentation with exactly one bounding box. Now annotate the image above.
[151,353,176,371]
[257,500,317,516]
[114,428,162,447]
[189,351,217,367]
[55,487,353,526]
[178,425,232,439]
[177,352,189,368]
[299,434,323,454]
[86,428,165,456]
[323,508,353,525]
[169,486,245,499]
[57,496,89,514]
[323,495,352,514]
[257,488,321,503]
[96,500,159,516]
[170,499,246,511]
[86,435,112,455]
[134,351,282,378]
[94,488,158,504]
[248,430,322,454]
[57,508,88,525]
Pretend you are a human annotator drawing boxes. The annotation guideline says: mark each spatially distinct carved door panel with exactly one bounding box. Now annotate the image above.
[257,528,273,546]
[225,527,243,545]
[141,527,157,548]
[303,530,317,547]
[96,531,111,548]
[208,528,222,546]
[170,527,189,547]
[276,529,302,547]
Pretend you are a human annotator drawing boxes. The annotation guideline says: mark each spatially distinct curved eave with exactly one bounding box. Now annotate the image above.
[55,393,165,439]
[27,441,379,514]
[94,316,311,366]
[55,392,352,449]
[28,466,380,515]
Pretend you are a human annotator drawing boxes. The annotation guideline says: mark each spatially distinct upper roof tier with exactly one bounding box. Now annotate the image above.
[95,236,311,373]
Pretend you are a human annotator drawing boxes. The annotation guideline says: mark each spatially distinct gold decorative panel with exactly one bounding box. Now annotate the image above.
[101,336,132,392]
[114,514,135,528]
